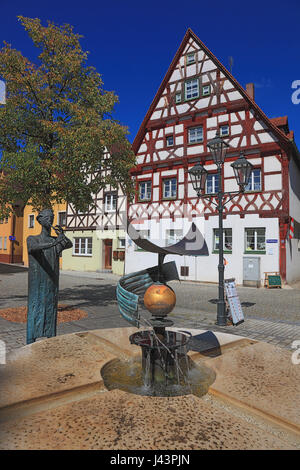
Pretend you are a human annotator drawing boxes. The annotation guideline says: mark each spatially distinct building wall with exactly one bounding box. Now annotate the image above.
[125,214,279,286]
[13,215,24,262]
[0,212,23,263]
[22,203,67,267]
[64,154,127,276]
[62,229,126,275]
[286,157,300,282]
[128,31,292,285]
[0,216,12,262]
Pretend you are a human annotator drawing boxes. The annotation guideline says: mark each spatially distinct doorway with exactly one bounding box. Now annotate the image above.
[104,239,112,269]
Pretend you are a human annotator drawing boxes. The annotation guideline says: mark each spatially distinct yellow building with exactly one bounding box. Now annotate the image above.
[0,210,24,264]
[22,203,67,267]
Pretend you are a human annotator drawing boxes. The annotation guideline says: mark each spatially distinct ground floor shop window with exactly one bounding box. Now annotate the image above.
[245,228,266,252]
[213,228,232,252]
[165,229,183,246]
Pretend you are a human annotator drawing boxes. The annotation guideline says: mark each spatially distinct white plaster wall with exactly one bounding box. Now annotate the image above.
[125,215,279,285]
[264,156,281,172]
[265,174,282,191]
[286,157,300,282]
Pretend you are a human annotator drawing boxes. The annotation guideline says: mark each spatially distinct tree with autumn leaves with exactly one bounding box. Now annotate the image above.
[0,16,136,218]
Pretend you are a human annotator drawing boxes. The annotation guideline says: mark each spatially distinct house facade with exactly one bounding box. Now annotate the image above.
[0,210,23,264]
[62,161,127,275]
[125,29,300,286]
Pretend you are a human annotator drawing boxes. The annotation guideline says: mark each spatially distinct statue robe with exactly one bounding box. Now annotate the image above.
[27,232,72,344]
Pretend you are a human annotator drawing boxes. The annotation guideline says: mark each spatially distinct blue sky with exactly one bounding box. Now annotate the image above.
[0,0,300,146]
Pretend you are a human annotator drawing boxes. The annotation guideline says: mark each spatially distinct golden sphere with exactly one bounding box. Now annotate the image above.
[144,283,176,317]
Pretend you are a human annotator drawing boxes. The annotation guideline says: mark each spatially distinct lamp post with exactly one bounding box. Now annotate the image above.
[188,133,253,326]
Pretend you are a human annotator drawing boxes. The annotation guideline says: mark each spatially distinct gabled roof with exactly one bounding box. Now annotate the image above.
[133,28,292,154]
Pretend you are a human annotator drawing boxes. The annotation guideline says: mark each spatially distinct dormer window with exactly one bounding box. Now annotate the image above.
[186,53,196,65]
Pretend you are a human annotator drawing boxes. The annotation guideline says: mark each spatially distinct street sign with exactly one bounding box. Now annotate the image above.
[224,278,244,325]
[9,236,16,241]
[0,80,5,104]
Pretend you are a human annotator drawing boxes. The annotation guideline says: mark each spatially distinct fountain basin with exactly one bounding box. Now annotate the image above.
[0,328,299,450]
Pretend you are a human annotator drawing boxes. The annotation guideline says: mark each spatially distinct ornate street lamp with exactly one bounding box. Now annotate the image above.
[188,162,207,197]
[231,152,253,191]
[207,131,230,165]
[188,132,253,326]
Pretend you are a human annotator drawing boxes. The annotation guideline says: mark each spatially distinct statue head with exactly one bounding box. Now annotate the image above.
[36,209,54,229]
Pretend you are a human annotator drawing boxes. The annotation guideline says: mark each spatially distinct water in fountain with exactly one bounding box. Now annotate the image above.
[103,282,215,397]
[101,315,215,397]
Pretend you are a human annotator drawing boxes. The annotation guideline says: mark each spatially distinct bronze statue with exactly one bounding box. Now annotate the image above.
[26,208,72,344]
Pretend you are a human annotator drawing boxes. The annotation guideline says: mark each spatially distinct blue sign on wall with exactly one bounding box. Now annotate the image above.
[266,239,278,243]
[9,236,16,241]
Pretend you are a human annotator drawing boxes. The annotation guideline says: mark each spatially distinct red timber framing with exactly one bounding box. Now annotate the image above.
[65,153,127,232]
[129,29,298,282]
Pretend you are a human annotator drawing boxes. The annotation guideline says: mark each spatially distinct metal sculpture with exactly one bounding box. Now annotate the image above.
[116,221,208,389]
[26,209,72,344]
[116,222,208,327]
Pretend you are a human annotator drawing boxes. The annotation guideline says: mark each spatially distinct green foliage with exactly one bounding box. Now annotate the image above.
[0,16,136,217]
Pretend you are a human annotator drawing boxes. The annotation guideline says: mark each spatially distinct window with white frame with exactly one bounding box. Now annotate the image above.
[104,193,117,212]
[0,219,3,224]
[202,85,211,96]
[213,228,232,252]
[175,93,181,103]
[163,178,177,199]
[118,238,126,249]
[220,124,229,136]
[186,52,195,65]
[206,173,219,194]
[73,237,92,256]
[245,169,261,192]
[166,135,174,147]
[134,229,150,251]
[188,126,203,144]
[139,181,152,201]
[165,229,183,246]
[5,217,8,224]
[28,214,35,228]
[245,228,266,252]
[185,79,199,100]
[58,211,66,227]
[3,237,7,250]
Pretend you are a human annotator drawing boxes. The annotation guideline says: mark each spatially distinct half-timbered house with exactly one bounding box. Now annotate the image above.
[126,29,300,286]
[62,152,127,275]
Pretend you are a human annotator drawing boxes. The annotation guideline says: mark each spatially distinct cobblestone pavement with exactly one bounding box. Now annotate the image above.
[0,263,299,354]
